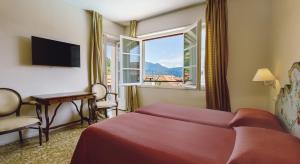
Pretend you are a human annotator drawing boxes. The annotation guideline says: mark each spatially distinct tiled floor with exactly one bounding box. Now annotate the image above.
[0,109,127,164]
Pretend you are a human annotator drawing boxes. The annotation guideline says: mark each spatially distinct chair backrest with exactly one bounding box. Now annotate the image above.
[0,88,22,117]
[92,83,107,100]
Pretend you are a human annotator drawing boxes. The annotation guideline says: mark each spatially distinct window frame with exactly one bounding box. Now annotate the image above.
[200,22,206,90]
[183,22,199,89]
[140,22,203,90]
[103,36,126,110]
[142,33,184,85]
[103,40,116,90]
[119,35,143,86]
[119,21,205,90]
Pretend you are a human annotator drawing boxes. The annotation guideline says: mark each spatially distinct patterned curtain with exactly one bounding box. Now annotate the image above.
[89,11,106,85]
[205,0,231,111]
[127,20,140,112]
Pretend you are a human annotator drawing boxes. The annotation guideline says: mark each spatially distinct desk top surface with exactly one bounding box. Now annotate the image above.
[32,91,94,100]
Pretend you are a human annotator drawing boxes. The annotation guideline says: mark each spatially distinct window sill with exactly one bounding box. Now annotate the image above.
[139,84,205,91]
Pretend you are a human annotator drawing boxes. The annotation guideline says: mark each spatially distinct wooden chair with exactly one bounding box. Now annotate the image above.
[0,88,42,145]
[91,83,118,120]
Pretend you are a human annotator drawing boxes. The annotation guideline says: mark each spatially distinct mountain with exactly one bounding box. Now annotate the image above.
[168,67,183,77]
[145,62,182,77]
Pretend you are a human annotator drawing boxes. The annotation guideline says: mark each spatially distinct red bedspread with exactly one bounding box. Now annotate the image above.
[136,103,234,128]
[71,113,235,164]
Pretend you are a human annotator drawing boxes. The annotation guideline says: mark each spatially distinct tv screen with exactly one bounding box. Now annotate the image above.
[32,36,80,67]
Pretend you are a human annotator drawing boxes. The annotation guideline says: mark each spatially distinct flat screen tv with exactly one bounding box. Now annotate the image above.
[32,36,80,67]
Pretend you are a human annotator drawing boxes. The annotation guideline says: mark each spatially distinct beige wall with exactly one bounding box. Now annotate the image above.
[227,0,300,112]
[0,0,124,145]
[137,4,206,36]
[269,0,300,110]
[227,0,272,112]
[136,1,273,112]
[138,87,206,108]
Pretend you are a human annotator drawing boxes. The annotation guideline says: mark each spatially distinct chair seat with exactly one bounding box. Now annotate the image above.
[96,101,117,108]
[0,116,40,132]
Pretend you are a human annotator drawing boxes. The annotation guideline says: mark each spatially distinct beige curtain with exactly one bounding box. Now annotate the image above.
[129,20,137,38]
[205,0,231,111]
[89,11,105,85]
[127,20,139,112]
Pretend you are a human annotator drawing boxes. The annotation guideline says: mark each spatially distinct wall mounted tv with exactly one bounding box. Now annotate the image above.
[32,36,80,67]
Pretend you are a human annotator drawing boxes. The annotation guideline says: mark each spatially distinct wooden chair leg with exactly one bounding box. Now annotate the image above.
[104,109,108,118]
[38,126,42,146]
[95,110,103,122]
[93,110,97,122]
[18,130,23,143]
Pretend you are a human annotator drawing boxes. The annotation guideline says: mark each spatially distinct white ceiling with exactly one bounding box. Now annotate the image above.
[64,0,205,25]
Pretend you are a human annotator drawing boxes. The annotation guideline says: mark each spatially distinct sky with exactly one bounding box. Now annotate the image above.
[106,44,113,59]
[144,35,184,68]
[106,35,184,68]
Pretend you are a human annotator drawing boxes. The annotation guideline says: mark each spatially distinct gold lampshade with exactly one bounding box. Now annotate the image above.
[252,68,276,82]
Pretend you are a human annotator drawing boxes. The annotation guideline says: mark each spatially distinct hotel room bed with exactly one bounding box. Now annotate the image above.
[71,113,300,164]
[71,63,300,164]
[72,113,235,164]
[136,103,284,132]
[136,103,234,128]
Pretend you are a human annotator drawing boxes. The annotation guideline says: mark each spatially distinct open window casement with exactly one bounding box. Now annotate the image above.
[183,21,202,89]
[120,36,143,86]
[119,20,203,88]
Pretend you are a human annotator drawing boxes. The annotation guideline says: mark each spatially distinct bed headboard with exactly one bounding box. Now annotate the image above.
[276,62,300,138]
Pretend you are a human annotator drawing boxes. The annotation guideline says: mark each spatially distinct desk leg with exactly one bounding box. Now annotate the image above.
[80,100,84,125]
[88,99,94,123]
[44,105,50,142]
[74,100,91,125]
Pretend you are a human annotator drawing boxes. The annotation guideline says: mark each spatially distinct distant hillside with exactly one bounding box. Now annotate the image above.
[145,62,182,77]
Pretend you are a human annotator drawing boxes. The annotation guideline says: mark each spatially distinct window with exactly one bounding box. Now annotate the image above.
[183,26,197,87]
[104,40,125,110]
[120,36,142,85]
[144,34,184,87]
[120,21,206,89]
[105,43,114,90]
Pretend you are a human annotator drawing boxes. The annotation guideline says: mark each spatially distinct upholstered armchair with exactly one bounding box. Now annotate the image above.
[91,83,118,121]
[0,88,42,145]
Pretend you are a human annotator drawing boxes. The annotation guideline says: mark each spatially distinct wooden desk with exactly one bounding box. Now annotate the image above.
[32,92,95,141]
